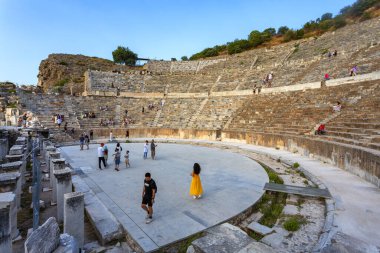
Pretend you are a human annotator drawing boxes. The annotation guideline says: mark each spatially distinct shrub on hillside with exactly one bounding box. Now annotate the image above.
[248,30,263,47]
[112,46,138,66]
[277,26,289,35]
[227,39,251,54]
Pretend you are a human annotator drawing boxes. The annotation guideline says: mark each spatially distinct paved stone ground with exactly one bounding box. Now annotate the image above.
[60,143,268,252]
[136,138,380,248]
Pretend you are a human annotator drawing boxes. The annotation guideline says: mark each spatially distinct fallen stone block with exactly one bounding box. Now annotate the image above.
[246,221,273,236]
[237,241,276,253]
[191,223,253,253]
[261,232,284,248]
[24,217,60,253]
[53,233,79,253]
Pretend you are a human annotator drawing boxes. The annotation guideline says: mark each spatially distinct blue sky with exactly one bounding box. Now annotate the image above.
[0,0,355,84]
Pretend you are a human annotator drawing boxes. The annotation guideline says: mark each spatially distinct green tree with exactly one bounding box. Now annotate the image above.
[321,12,333,21]
[248,30,263,47]
[181,56,188,61]
[171,58,177,61]
[112,46,138,66]
[262,28,276,41]
[277,26,289,35]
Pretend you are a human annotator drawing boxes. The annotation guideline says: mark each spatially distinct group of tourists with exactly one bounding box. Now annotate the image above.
[91,139,203,224]
[100,118,115,127]
[315,101,342,135]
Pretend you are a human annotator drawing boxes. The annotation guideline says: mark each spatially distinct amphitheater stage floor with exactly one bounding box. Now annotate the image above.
[60,143,268,252]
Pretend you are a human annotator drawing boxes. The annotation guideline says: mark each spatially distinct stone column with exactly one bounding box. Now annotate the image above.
[0,199,12,253]
[0,161,24,188]
[64,192,84,248]
[51,159,66,205]
[54,168,72,222]
[0,192,18,240]
[0,172,21,209]
[49,152,61,187]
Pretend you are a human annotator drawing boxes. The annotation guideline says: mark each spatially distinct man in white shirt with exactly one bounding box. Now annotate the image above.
[98,143,106,170]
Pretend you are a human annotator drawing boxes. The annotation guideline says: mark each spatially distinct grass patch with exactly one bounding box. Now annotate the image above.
[303,179,309,185]
[175,232,204,253]
[7,102,17,108]
[283,215,307,232]
[298,171,306,178]
[293,162,300,169]
[258,192,287,227]
[125,140,131,143]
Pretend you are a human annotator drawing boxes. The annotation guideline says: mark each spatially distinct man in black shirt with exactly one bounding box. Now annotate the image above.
[141,172,157,224]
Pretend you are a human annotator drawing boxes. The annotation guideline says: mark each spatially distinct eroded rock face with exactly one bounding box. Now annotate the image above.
[321,232,379,253]
[24,217,60,253]
[37,54,131,95]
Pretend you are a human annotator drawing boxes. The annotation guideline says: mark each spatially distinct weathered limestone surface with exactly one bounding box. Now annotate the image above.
[0,198,12,253]
[24,217,60,253]
[191,223,253,253]
[51,158,66,204]
[0,161,24,187]
[53,233,79,253]
[9,145,24,155]
[246,221,273,236]
[64,192,84,248]
[72,176,123,245]
[54,168,72,222]
[0,192,17,239]
[320,232,379,253]
[236,241,276,253]
[0,172,21,208]
[0,138,9,161]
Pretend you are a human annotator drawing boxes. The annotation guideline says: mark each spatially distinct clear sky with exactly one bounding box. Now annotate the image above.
[0,0,355,85]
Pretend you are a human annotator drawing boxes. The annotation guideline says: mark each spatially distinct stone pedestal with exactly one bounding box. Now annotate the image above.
[64,192,84,248]
[15,136,27,146]
[5,155,26,186]
[45,146,56,167]
[9,145,24,155]
[24,217,60,253]
[0,138,8,162]
[0,200,12,253]
[54,168,72,222]
[0,192,18,240]
[0,161,25,187]
[0,172,21,209]
[49,152,61,187]
[0,202,12,253]
[51,159,66,204]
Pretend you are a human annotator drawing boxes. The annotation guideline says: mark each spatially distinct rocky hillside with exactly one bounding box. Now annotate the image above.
[37,54,133,94]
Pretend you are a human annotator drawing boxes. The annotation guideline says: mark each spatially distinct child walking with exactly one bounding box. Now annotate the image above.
[143,140,149,159]
[124,150,130,167]
[190,163,203,199]
[113,149,121,171]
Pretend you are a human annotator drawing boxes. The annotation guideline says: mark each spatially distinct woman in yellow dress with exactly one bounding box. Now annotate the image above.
[190,163,203,199]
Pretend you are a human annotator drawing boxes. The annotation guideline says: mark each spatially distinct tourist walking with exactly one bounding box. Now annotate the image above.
[103,144,109,165]
[84,133,90,150]
[97,143,106,170]
[124,150,130,167]
[79,134,85,150]
[126,129,129,139]
[150,139,157,160]
[113,149,121,171]
[141,172,157,224]
[190,163,203,199]
[109,131,113,142]
[143,140,149,159]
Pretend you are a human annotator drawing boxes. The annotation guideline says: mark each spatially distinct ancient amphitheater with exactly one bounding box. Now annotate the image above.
[1,18,380,253]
